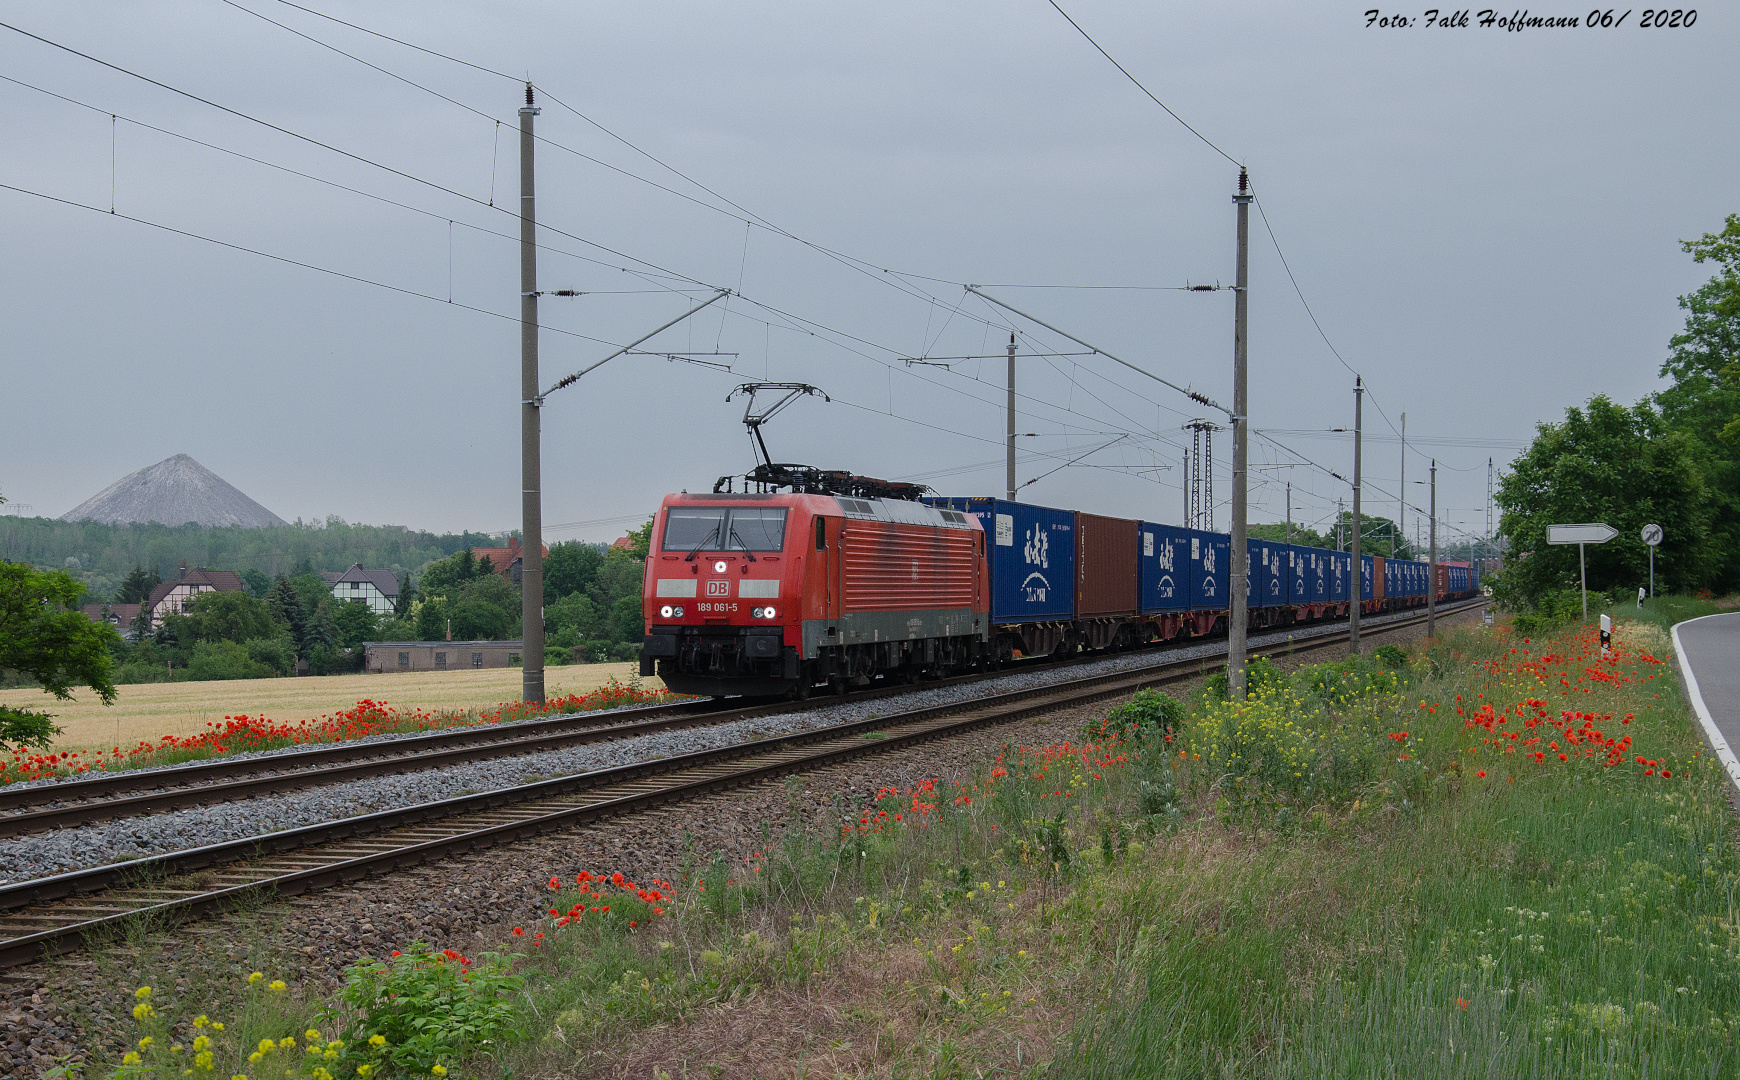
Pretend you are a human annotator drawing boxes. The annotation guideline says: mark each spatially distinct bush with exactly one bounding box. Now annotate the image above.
[186,640,277,681]
[0,705,60,751]
[1373,644,1408,668]
[243,636,295,676]
[1105,688,1185,734]
[1205,655,1284,702]
[323,945,523,1076]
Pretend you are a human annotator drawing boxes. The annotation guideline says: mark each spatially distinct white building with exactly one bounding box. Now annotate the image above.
[322,564,402,616]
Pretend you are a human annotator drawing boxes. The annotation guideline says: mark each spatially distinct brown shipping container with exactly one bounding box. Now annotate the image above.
[1075,513,1139,617]
[1371,555,1386,601]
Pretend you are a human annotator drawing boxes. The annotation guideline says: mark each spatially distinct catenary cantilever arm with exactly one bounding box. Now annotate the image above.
[966,285,1235,422]
[537,288,730,403]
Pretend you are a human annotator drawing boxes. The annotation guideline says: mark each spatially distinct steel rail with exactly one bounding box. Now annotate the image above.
[0,600,1478,969]
[0,601,1463,832]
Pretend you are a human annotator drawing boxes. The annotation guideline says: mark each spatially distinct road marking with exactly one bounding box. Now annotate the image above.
[1671,614,1740,793]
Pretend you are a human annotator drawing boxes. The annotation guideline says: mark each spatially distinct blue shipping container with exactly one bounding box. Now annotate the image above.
[1286,545,1307,605]
[1138,522,1190,614]
[1361,554,1377,602]
[1246,540,1286,608]
[1187,529,1232,613]
[1329,551,1351,603]
[1298,546,1328,605]
[924,497,1076,624]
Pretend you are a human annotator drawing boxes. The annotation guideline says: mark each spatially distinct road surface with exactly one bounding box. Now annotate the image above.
[1672,613,1740,791]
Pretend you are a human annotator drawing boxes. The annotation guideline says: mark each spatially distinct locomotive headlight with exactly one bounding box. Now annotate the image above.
[755,606,777,619]
[673,606,684,617]
[660,605,673,618]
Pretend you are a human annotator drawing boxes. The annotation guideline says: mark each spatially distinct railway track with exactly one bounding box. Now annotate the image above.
[0,601,1465,837]
[0,600,1480,968]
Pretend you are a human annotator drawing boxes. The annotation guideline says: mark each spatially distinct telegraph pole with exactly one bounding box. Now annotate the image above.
[519,84,545,705]
[1228,168,1251,698]
[1427,459,1437,638]
[1349,377,1364,655]
[1398,411,1406,555]
[1285,481,1292,544]
[1005,333,1017,502]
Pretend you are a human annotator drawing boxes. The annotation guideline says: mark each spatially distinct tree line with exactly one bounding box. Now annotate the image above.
[1495,213,1740,608]
[64,520,656,685]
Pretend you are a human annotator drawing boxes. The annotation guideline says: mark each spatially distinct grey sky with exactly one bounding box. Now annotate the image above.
[3,1,1733,551]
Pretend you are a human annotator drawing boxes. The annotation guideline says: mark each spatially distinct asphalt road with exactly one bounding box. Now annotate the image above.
[1673,612,1740,788]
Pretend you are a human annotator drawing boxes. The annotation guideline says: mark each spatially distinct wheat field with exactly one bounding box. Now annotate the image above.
[0,662,662,753]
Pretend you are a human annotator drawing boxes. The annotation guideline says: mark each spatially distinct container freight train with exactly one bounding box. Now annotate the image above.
[639,492,1480,698]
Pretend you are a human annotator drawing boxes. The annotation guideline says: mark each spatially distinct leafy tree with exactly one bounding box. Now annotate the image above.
[240,568,272,599]
[305,598,339,654]
[1322,513,1410,558]
[290,573,333,622]
[332,600,380,651]
[1655,213,1740,589]
[266,575,309,657]
[0,563,120,748]
[186,640,277,681]
[547,592,601,641]
[116,564,161,605]
[163,590,277,645]
[418,548,488,600]
[544,542,605,602]
[394,572,415,617]
[608,595,643,643]
[414,596,449,642]
[1495,394,1713,607]
[449,598,511,641]
[1246,523,1335,549]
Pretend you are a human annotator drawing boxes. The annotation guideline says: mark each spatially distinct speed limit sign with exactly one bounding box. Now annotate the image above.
[1641,523,1662,599]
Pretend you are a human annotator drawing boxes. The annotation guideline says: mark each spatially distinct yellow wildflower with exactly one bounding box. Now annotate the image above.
[139,1036,155,1049]
[133,1003,155,1020]
[193,1016,209,1029]
[279,1037,295,1049]
[431,1067,448,1077]
[268,980,287,992]
[135,986,152,1000]
[357,1065,373,1078]
[259,1039,276,1054]
[192,1036,211,1052]
[123,1052,142,1065]
[247,971,264,985]
[305,1029,322,1042]
[368,1034,387,1048]
[249,1052,264,1064]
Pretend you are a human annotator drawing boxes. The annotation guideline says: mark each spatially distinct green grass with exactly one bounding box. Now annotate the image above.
[58,617,1735,1078]
[1597,593,1724,635]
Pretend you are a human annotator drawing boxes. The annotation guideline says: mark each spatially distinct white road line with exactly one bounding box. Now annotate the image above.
[1671,614,1740,793]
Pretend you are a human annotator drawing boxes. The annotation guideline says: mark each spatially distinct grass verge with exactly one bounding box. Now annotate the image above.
[59,614,1739,1078]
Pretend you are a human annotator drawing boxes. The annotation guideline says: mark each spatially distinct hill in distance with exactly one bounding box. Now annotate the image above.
[60,454,288,528]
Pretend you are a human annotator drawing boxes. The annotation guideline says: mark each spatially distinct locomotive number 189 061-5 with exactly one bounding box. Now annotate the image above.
[696,603,738,613]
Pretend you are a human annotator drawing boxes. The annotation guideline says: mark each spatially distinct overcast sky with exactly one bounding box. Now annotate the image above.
[3,1,1733,550]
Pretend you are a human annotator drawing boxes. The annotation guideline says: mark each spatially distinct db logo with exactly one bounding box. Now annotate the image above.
[706,581,729,597]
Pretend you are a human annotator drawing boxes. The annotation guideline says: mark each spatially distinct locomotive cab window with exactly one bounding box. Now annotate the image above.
[662,507,789,554]
[815,517,826,551]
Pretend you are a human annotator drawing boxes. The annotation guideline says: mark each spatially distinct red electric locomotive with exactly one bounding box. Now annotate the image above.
[639,491,990,697]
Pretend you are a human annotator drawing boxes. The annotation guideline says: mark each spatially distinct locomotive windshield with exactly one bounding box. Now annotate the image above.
[662,506,788,553]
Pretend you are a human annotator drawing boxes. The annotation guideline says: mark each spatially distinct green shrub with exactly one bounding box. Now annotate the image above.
[1205,655,1284,702]
[1373,644,1407,668]
[186,640,277,681]
[323,945,523,1076]
[1105,688,1185,734]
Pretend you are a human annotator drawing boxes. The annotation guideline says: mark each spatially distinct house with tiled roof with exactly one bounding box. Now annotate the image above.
[321,564,402,616]
[142,561,244,630]
[468,538,549,586]
[81,603,143,640]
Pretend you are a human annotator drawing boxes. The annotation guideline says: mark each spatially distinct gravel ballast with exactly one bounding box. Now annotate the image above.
[0,605,1468,885]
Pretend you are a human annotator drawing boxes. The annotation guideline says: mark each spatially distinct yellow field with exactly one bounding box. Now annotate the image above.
[0,663,662,754]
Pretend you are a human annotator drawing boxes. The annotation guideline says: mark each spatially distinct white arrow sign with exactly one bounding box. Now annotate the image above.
[1547,523,1619,545]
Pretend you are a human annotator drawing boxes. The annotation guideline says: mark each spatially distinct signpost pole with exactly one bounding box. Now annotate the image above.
[1649,546,1655,598]
[1579,542,1587,621]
